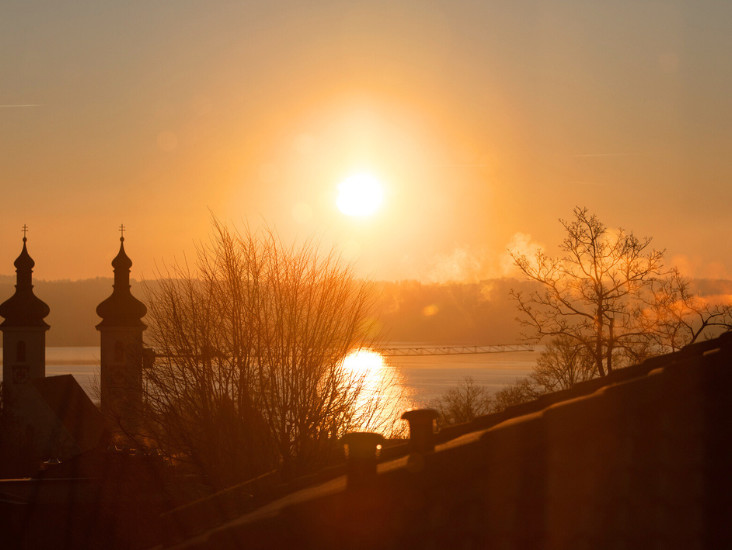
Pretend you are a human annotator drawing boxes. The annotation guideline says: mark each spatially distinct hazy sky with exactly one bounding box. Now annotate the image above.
[1,1,731,281]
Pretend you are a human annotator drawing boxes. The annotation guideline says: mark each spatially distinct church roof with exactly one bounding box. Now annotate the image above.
[30,375,109,455]
[0,238,50,329]
[111,239,133,271]
[96,237,147,329]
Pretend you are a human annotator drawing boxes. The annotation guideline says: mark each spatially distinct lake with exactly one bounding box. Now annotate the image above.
[2,346,537,408]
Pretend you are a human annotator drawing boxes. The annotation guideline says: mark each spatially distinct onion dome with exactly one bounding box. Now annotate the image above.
[96,236,147,329]
[0,237,50,328]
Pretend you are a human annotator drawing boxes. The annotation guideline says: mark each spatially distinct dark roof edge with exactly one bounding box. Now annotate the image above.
[436,330,732,443]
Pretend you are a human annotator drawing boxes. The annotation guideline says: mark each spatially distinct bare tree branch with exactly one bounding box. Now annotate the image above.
[141,220,389,488]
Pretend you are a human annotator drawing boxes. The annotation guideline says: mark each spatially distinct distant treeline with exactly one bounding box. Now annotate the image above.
[371,278,732,345]
[0,275,730,347]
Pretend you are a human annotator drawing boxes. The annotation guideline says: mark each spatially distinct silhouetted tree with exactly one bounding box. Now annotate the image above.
[491,378,541,412]
[648,267,732,351]
[143,221,386,487]
[433,377,492,425]
[488,337,594,413]
[510,207,732,399]
[511,207,665,378]
[531,335,595,392]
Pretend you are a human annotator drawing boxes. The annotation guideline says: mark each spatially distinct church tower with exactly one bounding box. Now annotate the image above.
[96,230,147,433]
[0,231,50,406]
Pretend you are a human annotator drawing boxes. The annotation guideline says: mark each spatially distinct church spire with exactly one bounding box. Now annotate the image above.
[96,228,147,436]
[96,230,147,328]
[0,230,50,328]
[112,234,133,288]
[1,227,50,407]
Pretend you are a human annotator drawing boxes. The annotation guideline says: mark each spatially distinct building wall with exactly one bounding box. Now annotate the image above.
[100,327,144,434]
[2,327,46,406]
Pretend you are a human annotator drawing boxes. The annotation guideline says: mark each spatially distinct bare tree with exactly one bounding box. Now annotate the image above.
[484,337,594,414]
[509,207,732,403]
[143,221,386,487]
[433,377,492,425]
[510,207,665,378]
[648,268,732,352]
[491,377,542,413]
[531,335,596,392]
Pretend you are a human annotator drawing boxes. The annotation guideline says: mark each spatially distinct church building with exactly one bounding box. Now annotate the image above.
[0,228,148,460]
[96,232,148,435]
[0,233,50,408]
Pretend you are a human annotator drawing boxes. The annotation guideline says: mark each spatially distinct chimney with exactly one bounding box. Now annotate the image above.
[401,409,438,454]
[341,432,384,489]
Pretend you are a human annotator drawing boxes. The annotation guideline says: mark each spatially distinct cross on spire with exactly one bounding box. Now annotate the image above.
[119,223,126,241]
[22,224,28,242]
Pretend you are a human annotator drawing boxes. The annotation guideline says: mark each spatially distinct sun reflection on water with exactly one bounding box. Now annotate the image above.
[342,349,385,376]
[341,349,413,436]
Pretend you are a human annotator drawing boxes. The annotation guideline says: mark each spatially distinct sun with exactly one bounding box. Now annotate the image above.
[336,173,384,217]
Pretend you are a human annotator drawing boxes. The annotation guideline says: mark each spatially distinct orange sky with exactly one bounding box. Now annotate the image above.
[1,2,731,282]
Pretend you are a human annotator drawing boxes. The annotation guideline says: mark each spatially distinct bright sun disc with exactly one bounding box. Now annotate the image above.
[336,174,384,217]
